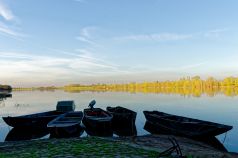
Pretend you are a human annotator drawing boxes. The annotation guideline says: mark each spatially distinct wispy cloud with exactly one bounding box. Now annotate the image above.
[114,29,228,42]
[115,33,194,41]
[0,0,15,21]
[76,26,100,46]
[0,50,130,86]
[203,28,228,38]
[128,62,206,74]
[159,62,206,72]
[0,1,25,39]
[0,22,24,38]
[74,0,85,3]
[50,48,120,70]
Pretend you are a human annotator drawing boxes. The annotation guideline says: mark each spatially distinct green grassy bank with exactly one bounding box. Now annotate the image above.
[0,137,159,158]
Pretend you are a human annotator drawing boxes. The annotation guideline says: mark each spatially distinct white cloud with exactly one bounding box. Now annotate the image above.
[0,0,15,21]
[0,22,24,38]
[115,33,194,41]
[114,29,228,42]
[0,1,25,39]
[74,0,85,2]
[80,27,96,39]
[76,36,97,45]
[114,33,194,41]
[0,50,130,86]
[203,28,228,38]
[50,48,120,70]
[76,26,101,46]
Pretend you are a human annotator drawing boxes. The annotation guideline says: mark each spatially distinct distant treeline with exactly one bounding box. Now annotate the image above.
[13,86,61,91]
[12,76,238,97]
[63,76,238,97]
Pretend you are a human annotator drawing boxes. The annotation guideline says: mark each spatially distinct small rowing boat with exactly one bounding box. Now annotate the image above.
[47,111,84,138]
[143,111,233,138]
[83,108,113,136]
[107,106,137,136]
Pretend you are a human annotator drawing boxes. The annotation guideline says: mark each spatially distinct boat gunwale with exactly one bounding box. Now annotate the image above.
[83,108,113,120]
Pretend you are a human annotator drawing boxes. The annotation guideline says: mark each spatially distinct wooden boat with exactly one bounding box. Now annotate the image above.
[82,108,113,136]
[2,101,75,128]
[5,127,49,141]
[47,111,84,138]
[106,106,137,125]
[106,106,137,136]
[3,111,64,128]
[143,111,233,138]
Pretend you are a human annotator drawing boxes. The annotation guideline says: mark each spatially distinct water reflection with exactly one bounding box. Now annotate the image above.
[14,103,30,108]
[63,84,238,97]
[84,128,113,137]
[0,89,12,108]
[5,127,49,141]
[14,86,238,97]
[0,90,237,152]
[0,100,5,107]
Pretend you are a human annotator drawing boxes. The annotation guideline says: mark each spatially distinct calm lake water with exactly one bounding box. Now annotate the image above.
[0,90,237,152]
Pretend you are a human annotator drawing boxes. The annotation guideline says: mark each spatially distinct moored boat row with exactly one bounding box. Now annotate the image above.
[2,100,233,140]
[2,100,138,138]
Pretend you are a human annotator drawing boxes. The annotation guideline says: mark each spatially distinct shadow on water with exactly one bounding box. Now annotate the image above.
[85,118,137,137]
[84,127,113,137]
[84,124,137,137]
[0,90,12,99]
[5,127,49,141]
[5,123,137,139]
[0,90,12,107]
[113,123,137,137]
[144,121,228,152]
[49,128,84,139]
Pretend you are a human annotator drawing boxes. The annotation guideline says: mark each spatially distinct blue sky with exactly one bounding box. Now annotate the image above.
[0,0,238,86]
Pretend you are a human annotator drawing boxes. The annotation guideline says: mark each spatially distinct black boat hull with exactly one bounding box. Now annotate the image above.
[107,106,136,127]
[143,111,232,138]
[3,111,64,128]
[83,108,113,136]
[106,106,137,136]
[49,124,84,138]
[47,111,84,138]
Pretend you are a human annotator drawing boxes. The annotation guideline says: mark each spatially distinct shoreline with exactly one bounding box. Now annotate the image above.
[0,135,237,158]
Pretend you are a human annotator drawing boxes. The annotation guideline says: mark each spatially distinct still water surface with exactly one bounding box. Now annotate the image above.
[0,91,237,152]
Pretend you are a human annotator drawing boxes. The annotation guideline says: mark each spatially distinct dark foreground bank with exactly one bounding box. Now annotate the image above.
[0,135,237,158]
